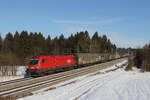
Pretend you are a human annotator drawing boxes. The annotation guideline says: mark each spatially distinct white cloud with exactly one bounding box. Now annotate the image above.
[63,28,147,48]
[52,18,122,25]
[106,32,148,48]
[52,18,147,48]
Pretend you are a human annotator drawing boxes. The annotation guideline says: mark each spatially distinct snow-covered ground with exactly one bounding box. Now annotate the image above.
[16,66,27,76]
[17,60,149,100]
[0,66,26,82]
[18,60,150,100]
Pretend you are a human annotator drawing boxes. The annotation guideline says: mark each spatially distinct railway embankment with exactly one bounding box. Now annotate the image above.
[0,57,127,100]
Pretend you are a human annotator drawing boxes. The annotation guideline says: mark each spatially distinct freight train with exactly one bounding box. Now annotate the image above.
[26,53,122,77]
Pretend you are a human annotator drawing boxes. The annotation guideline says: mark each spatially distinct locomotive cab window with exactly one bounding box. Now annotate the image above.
[30,58,39,65]
[42,59,45,63]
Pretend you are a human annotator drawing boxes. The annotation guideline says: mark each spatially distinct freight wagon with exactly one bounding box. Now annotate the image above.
[26,53,120,77]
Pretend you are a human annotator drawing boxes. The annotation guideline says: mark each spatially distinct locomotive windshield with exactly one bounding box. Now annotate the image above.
[29,58,39,65]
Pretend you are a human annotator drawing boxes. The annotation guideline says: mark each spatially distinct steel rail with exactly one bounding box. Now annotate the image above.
[0,77,32,86]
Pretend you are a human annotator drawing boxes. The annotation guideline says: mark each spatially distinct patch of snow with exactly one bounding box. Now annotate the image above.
[18,60,150,100]
[117,60,128,66]
[0,66,26,82]
[16,66,27,76]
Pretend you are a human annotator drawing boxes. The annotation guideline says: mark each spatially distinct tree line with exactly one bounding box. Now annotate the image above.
[125,43,150,72]
[134,44,150,72]
[0,30,116,65]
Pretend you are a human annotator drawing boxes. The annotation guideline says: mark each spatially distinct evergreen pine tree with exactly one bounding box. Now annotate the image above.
[91,32,101,53]
[45,35,52,54]
[3,32,14,53]
[101,35,108,53]
[58,34,65,54]
[66,34,75,53]
[0,35,2,53]
[77,31,90,53]
[19,31,29,58]
[13,31,20,56]
[52,37,59,54]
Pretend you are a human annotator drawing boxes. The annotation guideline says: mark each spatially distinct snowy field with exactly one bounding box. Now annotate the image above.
[18,60,150,100]
[0,66,26,82]
[17,60,149,100]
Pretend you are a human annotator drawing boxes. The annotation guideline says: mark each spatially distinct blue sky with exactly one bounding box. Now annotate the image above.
[0,0,150,48]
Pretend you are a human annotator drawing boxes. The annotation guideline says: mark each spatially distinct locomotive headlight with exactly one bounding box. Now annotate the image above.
[67,59,71,63]
[29,66,39,69]
[29,66,36,69]
[35,66,40,69]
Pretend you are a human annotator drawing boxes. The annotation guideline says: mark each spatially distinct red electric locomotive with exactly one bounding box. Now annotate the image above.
[26,53,122,77]
[26,55,77,77]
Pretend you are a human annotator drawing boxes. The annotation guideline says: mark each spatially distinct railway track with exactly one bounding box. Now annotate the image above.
[0,77,32,86]
[0,57,127,100]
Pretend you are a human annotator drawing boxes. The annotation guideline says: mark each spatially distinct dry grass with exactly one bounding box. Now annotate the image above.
[125,59,134,71]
